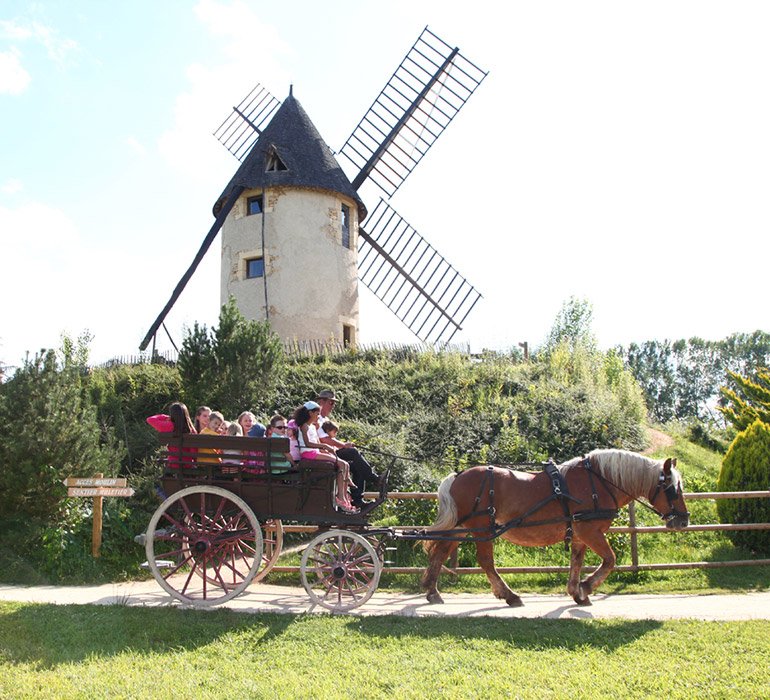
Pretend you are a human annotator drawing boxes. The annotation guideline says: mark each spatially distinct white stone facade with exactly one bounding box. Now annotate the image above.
[220,186,359,345]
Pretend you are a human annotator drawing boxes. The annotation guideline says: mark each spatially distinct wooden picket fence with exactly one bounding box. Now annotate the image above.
[96,341,471,368]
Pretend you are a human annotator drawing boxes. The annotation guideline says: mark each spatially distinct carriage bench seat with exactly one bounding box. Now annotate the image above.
[155,433,344,521]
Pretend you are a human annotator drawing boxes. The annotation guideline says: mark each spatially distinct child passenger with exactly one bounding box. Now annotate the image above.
[221,421,243,474]
[294,402,357,514]
[198,410,224,463]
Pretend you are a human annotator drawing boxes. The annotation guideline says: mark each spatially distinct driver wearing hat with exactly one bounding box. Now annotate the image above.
[316,389,381,507]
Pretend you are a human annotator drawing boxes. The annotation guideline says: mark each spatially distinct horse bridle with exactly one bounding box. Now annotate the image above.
[648,470,688,524]
[584,458,686,524]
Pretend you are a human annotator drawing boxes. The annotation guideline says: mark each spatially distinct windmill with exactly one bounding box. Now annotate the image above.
[139,27,487,353]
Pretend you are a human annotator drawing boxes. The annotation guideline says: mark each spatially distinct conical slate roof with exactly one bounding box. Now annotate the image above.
[213,92,367,220]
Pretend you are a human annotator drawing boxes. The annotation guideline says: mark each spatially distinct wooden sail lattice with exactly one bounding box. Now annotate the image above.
[358,198,482,346]
[213,83,281,161]
[340,26,488,198]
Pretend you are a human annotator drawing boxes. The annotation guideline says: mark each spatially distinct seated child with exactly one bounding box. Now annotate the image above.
[286,419,301,462]
[198,410,224,464]
[321,420,340,442]
[221,421,243,474]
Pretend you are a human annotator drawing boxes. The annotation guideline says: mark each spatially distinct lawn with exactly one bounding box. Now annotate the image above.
[1,602,768,699]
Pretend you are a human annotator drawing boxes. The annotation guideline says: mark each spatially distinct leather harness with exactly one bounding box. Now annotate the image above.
[450,457,620,548]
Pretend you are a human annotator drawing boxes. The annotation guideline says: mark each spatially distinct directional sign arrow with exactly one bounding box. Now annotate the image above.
[63,477,128,488]
[67,487,135,498]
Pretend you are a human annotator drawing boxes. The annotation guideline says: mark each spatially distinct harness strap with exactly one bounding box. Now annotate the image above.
[456,466,497,528]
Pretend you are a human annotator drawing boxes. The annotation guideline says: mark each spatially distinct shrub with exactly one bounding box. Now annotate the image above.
[0,342,124,521]
[716,420,770,555]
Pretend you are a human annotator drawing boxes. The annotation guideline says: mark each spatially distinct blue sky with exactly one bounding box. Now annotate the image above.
[2,1,769,369]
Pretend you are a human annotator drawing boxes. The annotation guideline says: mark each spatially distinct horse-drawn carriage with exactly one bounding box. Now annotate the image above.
[141,434,689,613]
[142,432,392,611]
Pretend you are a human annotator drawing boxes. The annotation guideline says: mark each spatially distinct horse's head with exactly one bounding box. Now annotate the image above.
[648,458,689,529]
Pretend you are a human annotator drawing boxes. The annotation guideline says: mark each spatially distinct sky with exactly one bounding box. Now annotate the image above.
[2,1,769,370]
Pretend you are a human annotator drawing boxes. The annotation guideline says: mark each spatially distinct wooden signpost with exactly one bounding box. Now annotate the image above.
[63,474,134,557]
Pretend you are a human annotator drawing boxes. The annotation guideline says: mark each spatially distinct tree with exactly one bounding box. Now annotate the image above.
[716,420,770,555]
[0,335,123,521]
[719,368,770,432]
[544,297,596,352]
[177,297,284,416]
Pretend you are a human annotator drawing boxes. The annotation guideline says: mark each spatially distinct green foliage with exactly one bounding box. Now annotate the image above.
[177,297,283,416]
[88,362,182,472]
[620,331,770,423]
[718,367,770,432]
[545,296,596,352]
[716,420,770,554]
[0,337,123,521]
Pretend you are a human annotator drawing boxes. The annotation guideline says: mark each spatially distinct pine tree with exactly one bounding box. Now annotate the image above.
[718,368,770,431]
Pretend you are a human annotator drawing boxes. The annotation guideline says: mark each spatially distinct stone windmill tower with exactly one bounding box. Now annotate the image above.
[140,28,487,353]
[214,90,367,347]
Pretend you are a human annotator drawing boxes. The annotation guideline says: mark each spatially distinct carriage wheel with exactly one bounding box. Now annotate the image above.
[300,530,382,612]
[183,516,282,585]
[145,486,263,607]
[255,519,283,582]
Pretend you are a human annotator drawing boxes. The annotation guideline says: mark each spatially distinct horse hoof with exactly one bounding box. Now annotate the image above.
[573,592,592,606]
[505,594,524,608]
[427,592,444,605]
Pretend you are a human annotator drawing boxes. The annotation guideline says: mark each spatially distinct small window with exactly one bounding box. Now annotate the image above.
[266,148,287,171]
[246,258,264,279]
[343,324,354,348]
[247,195,263,215]
[341,203,351,249]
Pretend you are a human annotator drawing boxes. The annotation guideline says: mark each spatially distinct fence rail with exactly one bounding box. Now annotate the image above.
[272,490,770,576]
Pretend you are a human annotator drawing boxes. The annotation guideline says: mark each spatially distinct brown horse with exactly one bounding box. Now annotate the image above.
[421,449,689,606]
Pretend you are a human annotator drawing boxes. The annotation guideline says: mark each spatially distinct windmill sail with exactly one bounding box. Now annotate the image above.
[340,26,487,198]
[358,199,481,346]
[213,83,281,161]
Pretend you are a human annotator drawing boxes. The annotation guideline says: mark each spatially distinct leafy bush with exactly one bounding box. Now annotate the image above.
[0,341,123,521]
[89,362,182,472]
[716,420,770,555]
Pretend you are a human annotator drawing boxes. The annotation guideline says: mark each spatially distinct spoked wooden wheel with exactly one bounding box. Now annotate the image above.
[255,519,283,582]
[145,486,263,607]
[300,530,382,612]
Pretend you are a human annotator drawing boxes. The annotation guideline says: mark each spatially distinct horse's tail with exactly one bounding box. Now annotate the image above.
[422,473,458,556]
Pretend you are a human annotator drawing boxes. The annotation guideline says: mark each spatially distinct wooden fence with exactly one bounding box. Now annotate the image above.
[273,490,770,575]
[95,341,472,368]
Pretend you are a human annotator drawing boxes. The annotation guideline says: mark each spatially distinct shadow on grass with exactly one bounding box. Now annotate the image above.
[0,602,664,669]
[0,603,296,668]
[703,544,770,590]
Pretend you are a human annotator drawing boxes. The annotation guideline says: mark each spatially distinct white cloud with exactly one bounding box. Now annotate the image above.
[1,178,23,195]
[124,136,147,157]
[0,201,101,366]
[0,48,30,94]
[0,19,78,66]
[157,0,293,182]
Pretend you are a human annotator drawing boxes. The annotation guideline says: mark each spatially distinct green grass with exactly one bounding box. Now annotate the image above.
[1,602,769,699]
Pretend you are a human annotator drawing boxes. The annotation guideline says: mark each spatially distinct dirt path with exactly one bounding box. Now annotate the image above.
[1,581,769,621]
[644,427,675,454]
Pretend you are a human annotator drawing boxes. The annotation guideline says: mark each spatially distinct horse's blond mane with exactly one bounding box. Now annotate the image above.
[561,449,675,497]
